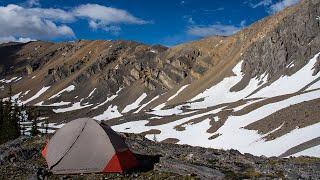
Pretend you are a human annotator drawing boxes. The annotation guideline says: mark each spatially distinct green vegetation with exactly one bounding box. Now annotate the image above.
[0,86,21,144]
[30,111,40,136]
[0,86,45,144]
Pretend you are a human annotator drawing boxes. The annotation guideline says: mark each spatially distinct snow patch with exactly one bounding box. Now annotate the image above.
[122,93,148,113]
[22,86,50,104]
[0,77,18,83]
[189,61,264,109]
[134,95,159,113]
[92,88,122,110]
[49,85,75,100]
[290,145,320,157]
[88,88,96,98]
[250,52,320,98]
[35,101,71,106]
[53,100,92,113]
[113,107,224,143]
[93,105,122,121]
[167,85,189,101]
[208,89,320,157]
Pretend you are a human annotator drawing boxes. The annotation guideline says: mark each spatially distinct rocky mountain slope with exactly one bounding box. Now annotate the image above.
[0,0,319,157]
[1,134,320,179]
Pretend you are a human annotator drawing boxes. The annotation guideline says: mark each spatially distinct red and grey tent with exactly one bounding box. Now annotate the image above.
[41,118,138,174]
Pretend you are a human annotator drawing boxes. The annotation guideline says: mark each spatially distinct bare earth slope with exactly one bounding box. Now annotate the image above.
[0,0,319,157]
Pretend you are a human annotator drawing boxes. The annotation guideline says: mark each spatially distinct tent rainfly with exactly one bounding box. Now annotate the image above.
[41,118,138,174]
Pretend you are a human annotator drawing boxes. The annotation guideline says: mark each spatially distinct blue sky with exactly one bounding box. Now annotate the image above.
[0,0,299,46]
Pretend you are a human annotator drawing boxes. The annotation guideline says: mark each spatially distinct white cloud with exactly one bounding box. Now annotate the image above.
[240,20,247,27]
[0,36,35,44]
[28,7,76,22]
[268,0,300,14]
[0,4,75,40]
[187,24,241,37]
[250,0,273,8]
[73,4,149,30]
[103,26,121,36]
[0,3,149,41]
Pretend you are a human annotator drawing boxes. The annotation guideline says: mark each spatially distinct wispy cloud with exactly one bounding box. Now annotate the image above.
[0,3,149,42]
[246,0,300,14]
[268,0,299,14]
[187,23,242,37]
[183,15,195,24]
[202,7,225,13]
[73,4,149,26]
[0,36,35,44]
[164,19,245,45]
[249,0,273,8]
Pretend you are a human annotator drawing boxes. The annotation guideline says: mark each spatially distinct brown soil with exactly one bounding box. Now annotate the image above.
[245,97,320,141]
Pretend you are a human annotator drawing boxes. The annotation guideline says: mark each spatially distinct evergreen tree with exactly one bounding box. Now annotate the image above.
[19,104,27,136]
[0,95,20,143]
[8,85,12,103]
[11,99,21,138]
[0,100,4,143]
[0,100,3,130]
[44,119,49,135]
[30,110,40,136]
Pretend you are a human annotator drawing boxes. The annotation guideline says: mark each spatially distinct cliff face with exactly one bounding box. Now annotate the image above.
[240,0,320,82]
[0,0,319,158]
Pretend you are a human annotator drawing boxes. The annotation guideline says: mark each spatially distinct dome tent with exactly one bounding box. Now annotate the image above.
[41,118,138,174]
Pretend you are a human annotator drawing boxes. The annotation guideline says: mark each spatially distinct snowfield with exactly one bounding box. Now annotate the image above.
[189,61,267,110]
[112,53,320,157]
[4,51,320,158]
[249,52,320,98]
[291,145,320,157]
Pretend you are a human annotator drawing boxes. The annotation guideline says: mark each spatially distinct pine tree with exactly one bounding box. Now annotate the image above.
[2,92,13,143]
[0,97,20,143]
[45,119,49,135]
[21,124,25,136]
[0,100,4,143]
[8,85,12,103]
[0,100,3,125]
[30,110,39,136]
[0,86,22,144]
[20,104,28,136]
[12,99,20,137]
